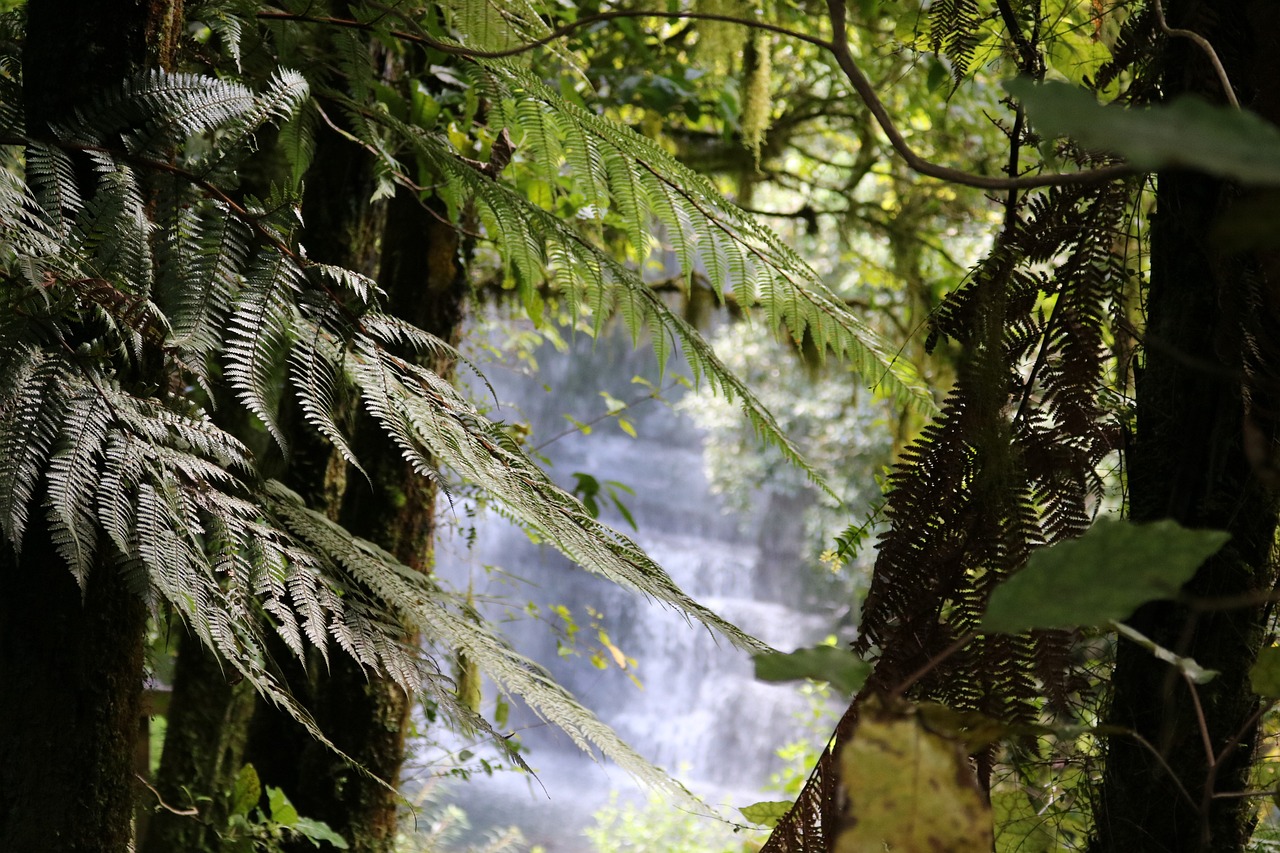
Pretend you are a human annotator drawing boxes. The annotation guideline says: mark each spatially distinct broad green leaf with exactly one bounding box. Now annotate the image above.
[1007,78,1280,185]
[1113,621,1218,684]
[835,700,992,853]
[293,817,351,849]
[1251,646,1280,698]
[752,645,870,695]
[739,800,792,829]
[982,517,1229,633]
[266,785,299,824]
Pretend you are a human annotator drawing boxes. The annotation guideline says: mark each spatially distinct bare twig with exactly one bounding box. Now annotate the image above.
[135,773,200,817]
[1150,0,1239,108]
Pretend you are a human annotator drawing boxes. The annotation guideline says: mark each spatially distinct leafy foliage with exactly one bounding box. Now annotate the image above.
[1011,78,1280,184]
[0,14,812,795]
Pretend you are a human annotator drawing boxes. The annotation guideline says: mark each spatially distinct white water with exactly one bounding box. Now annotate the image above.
[415,324,837,850]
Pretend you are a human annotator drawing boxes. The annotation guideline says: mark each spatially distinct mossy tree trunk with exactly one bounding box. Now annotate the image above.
[1090,3,1280,850]
[141,635,256,852]
[0,1,182,849]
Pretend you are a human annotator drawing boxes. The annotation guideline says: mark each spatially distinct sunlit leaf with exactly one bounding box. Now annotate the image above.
[752,645,869,695]
[740,800,792,829]
[1251,646,1280,698]
[835,700,993,853]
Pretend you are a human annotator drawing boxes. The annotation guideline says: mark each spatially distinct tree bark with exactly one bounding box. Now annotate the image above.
[0,533,148,850]
[0,2,182,849]
[1090,3,1280,849]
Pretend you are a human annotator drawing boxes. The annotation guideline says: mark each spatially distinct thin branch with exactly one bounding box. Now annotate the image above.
[135,773,200,817]
[887,630,979,699]
[271,2,1137,190]
[1126,732,1201,810]
[258,7,834,57]
[1150,0,1238,108]
[531,383,673,452]
[823,0,1133,190]
[1182,671,1217,769]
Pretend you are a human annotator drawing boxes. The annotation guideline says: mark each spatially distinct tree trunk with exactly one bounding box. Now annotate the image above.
[1090,3,1280,849]
[0,2,182,848]
[140,633,255,852]
[0,533,148,850]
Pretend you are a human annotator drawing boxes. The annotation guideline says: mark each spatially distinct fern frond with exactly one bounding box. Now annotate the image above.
[44,384,112,588]
[156,196,251,358]
[0,351,68,547]
[290,317,365,476]
[265,480,706,806]
[485,61,938,417]
[61,70,255,155]
[194,68,310,180]
[24,142,82,239]
[341,330,769,652]
[224,251,302,450]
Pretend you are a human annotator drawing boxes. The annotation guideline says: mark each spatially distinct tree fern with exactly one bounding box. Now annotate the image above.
[0,57,789,794]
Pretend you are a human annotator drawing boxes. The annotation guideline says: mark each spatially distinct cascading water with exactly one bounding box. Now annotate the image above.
[418,319,840,851]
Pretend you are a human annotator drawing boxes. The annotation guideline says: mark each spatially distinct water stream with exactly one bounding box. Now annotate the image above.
[416,319,838,851]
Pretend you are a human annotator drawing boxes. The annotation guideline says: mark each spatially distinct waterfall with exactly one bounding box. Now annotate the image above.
[419,319,837,850]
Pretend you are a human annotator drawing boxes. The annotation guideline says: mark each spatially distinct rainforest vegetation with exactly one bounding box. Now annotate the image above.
[3,0,1280,850]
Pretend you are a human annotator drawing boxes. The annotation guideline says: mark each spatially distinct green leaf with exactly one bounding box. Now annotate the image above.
[1251,646,1280,698]
[266,785,300,824]
[292,817,350,849]
[739,800,793,829]
[1113,621,1218,684]
[982,517,1229,633]
[752,645,869,695]
[230,764,261,818]
[1007,78,1280,185]
[835,700,993,852]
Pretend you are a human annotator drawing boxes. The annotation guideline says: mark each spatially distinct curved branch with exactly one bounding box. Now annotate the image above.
[257,7,833,56]
[823,0,1132,190]
[264,2,1137,191]
[1150,0,1239,108]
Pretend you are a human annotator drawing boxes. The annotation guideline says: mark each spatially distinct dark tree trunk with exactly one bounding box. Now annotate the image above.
[1090,3,1280,850]
[140,634,255,852]
[0,534,148,850]
[0,2,182,849]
